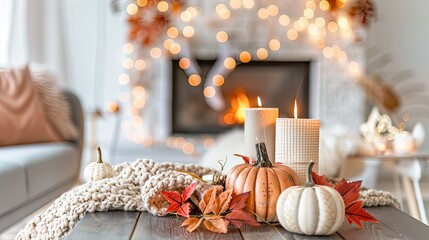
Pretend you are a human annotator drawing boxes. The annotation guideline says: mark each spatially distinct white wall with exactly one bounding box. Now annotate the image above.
[366,0,429,147]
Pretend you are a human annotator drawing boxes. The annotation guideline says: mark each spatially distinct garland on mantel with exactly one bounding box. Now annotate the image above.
[17,158,398,239]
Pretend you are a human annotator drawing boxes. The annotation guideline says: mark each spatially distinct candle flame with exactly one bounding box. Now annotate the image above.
[294,99,298,119]
[257,96,262,107]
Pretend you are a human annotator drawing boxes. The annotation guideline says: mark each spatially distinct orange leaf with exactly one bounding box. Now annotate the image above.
[225,209,260,228]
[203,218,228,233]
[311,171,333,187]
[214,188,233,215]
[233,154,250,164]
[345,200,378,228]
[335,179,362,206]
[162,182,198,218]
[199,187,218,214]
[181,217,203,232]
[229,192,250,210]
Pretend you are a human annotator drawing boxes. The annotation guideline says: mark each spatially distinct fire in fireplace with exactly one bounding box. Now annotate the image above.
[172,60,310,134]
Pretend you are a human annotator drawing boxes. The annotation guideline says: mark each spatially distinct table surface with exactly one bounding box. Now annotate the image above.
[65,206,429,240]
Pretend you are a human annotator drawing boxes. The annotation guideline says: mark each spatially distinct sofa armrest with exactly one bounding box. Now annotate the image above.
[62,90,84,168]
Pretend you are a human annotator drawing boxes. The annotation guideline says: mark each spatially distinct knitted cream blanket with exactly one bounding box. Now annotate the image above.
[16,159,400,240]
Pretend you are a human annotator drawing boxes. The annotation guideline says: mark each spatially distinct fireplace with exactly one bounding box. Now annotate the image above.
[171,60,311,134]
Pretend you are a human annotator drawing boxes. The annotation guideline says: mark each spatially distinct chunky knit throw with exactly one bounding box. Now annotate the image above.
[16,159,400,240]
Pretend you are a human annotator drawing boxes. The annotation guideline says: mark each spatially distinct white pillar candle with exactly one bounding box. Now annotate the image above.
[394,132,415,154]
[275,101,320,184]
[244,98,278,162]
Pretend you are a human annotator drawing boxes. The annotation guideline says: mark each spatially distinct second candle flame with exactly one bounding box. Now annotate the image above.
[257,96,262,108]
[294,99,298,119]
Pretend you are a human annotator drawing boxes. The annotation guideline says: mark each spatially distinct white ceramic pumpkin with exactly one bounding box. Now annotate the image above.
[276,162,345,235]
[84,146,114,182]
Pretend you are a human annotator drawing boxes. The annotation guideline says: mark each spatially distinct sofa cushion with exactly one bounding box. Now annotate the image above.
[0,162,27,216]
[0,66,61,146]
[0,142,78,198]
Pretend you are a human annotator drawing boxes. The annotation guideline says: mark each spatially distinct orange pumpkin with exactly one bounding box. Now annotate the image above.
[226,143,299,222]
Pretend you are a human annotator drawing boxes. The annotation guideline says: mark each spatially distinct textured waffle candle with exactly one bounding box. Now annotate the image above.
[275,118,320,184]
[244,108,279,162]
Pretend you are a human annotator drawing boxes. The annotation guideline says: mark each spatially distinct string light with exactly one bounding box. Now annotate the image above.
[323,47,334,58]
[123,43,134,54]
[157,1,169,12]
[319,0,330,11]
[216,31,229,43]
[267,5,279,16]
[179,58,191,69]
[230,0,241,9]
[135,59,146,71]
[303,8,314,19]
[188,74,201,86]
[127,4,138,15]
[269,39,281,51]
[239,51,251,63]
[204,86,216,98]
[306,1,317,10]
[279,15,290,26]
[150,47,162,58]
[287,29,298,40]
[328,22,338,32]
[180,11,192,22]
[212,75,225,86]
[169,43,181,54]
[242,0,255,9]
[182,26,195,37]
[137,0,147,7]
[167,27,179,38]
[256,48,268,59]
[122,58,134,69]
[224,57,236,69]
[118,73,130,85]
[258,8,269,19]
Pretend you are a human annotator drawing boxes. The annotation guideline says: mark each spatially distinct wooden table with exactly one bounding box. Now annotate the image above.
[65,206,429,240]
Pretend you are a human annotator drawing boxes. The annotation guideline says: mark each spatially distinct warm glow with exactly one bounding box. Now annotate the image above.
[224,90,250,124]
[204,86,216,98]
[216,4,230,19]
[256,48,268,59]
[180,11,192,22]
[269,39,281,51]
[303,8,314,19]
[118,73,129,85]
[323,47,334,58]
[348,61,360,74]
[123,43,134,54]
[163,39,174,49]
[239,51,251,63]
[187,7,198,17]
[258,8,269,19]
[127,4,138,15]
[307,24,319,36]
[315,17,326,28]
[135,59,146,71]
[319,0,330,11]
[212,75,225,86]
[133,97,146,109]
[327,22,338,32]
[287,29,298,40]
[224,57,236,69]
[132,86,146,97]
[242,0,255,9]
[182,142,195,155]
[150,47,162,58]
[122,58,134,69]
[169,43,181,54]
[157,1,169,12]
[306,1,316,10]
[230,0,241,9]
[267,5,279,16]
[337,17,349,29]
[179,58,191,69]
[337,51,347,62]
[106,101,119,113]
[279,15,290,26]
[131,116,143,127]
[294,99,298,119]
[167,27,179,38]
[137,0,147,7]
[182,26,195,37]
[216,31,228,43]
[188,74,201,86]
[257,96,262,107]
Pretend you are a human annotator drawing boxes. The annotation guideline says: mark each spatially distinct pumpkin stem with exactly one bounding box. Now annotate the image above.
[97,146,103,163]
[304,161,315,187]
[253,142,272,168]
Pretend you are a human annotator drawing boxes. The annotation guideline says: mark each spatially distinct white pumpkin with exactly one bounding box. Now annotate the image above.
[84,146,114,182]
[276,162,345,235]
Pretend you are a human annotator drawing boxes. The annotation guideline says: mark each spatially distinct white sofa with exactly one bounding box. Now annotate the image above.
[0,91,83,232]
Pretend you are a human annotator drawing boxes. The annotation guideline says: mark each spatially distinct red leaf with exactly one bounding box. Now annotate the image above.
[229,192,250,210]
[335,179,362,206]
[162,182,198,218]
[311,171,333,187]
[345,200,378,228]
[233,154,250,164]
[182,182,198,201]
[225,209,260,228]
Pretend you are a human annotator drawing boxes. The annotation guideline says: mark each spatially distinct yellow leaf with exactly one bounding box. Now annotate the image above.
[203,218,228,233]
[181,217,203,232]
[176,170,204,182]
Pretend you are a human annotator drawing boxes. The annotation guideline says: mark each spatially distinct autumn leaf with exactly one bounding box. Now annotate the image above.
[225,209,260,228]
[213,188,233,215]
[335,179,362,206]
[233,154,250,164]
[311,171,333,187]
[199,187,218,214]
[181,217,203,232]
[203,218,228,233]
[162,182,198,218]
[345,200,379,228]
[229,192,250,210]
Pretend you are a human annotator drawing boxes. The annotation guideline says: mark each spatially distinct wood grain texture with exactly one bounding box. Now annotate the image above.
[131,212,242,240]
[366,206,429,239]
[240,223,343,240]
[336,218,404,240]
[65,211,139,240]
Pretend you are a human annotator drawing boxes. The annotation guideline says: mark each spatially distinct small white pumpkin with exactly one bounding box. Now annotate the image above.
[276,162,345,235]
[84,146,114,182]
